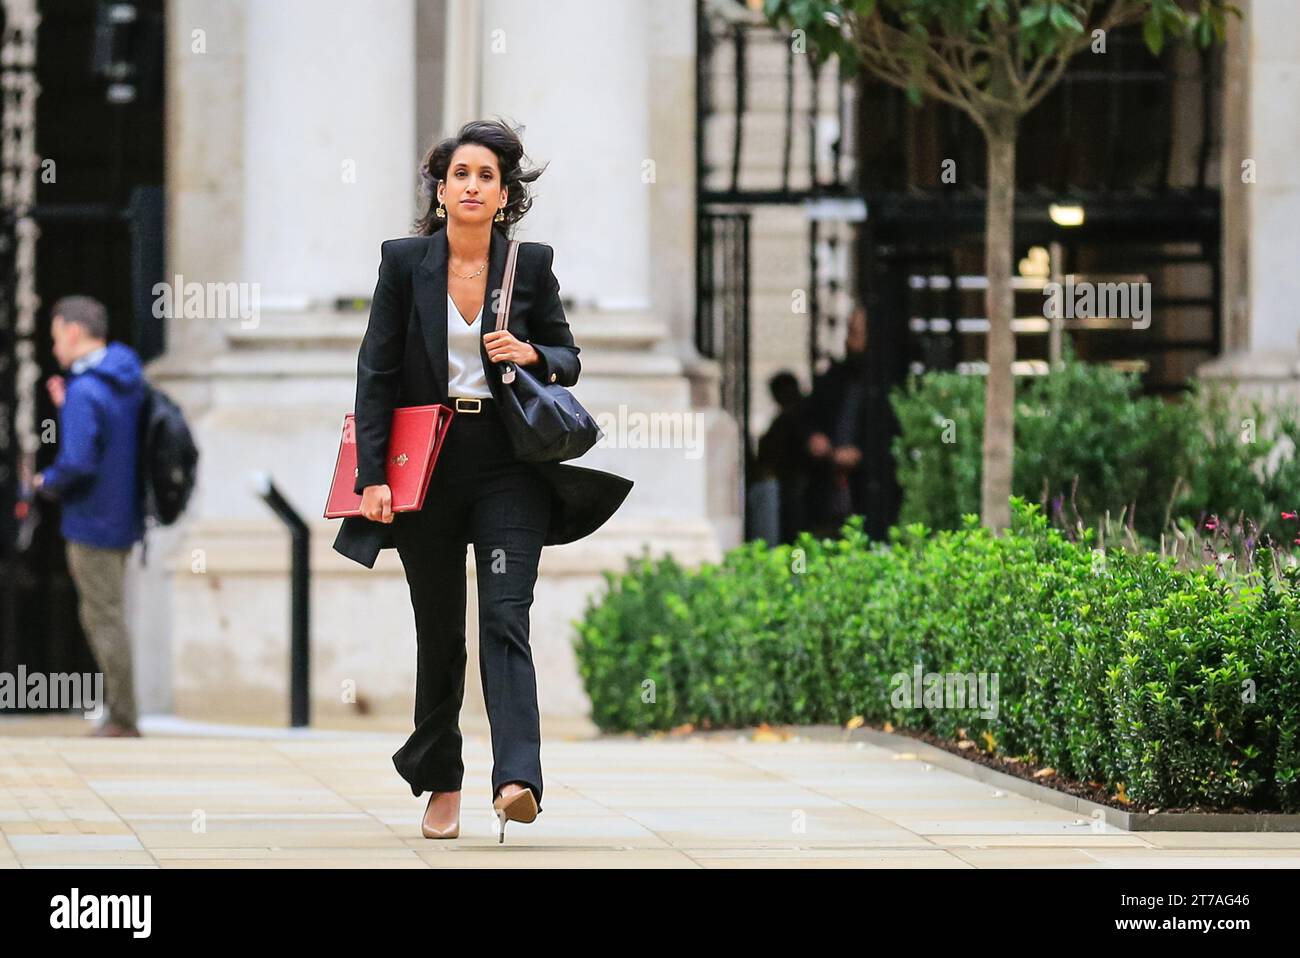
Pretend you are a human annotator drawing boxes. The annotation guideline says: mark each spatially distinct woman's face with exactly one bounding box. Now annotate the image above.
[438,144,507,226]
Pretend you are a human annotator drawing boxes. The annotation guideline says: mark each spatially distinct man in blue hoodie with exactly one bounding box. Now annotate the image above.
[31,296,146,737]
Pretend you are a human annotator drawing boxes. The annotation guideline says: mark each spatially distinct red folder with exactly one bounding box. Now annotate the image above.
[324,404,455,519]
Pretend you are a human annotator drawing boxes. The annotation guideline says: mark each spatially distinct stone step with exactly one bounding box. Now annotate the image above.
[172,346,686,381]
[222,313,671,353]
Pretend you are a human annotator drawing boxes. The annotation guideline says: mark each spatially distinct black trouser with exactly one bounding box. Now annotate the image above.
[390,398,551,811]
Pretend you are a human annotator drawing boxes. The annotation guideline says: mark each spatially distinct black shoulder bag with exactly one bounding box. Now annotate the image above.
[491,240,603,462]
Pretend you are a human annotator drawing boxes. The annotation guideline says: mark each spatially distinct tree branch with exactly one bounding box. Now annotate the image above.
[1022,0,1146,111]
[861,14,1001,116]
[851,24,989,134]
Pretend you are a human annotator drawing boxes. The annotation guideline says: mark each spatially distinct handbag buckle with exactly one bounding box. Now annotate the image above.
[454,397,482,413]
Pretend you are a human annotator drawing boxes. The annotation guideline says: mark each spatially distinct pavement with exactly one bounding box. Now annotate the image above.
[3,715,1300,868]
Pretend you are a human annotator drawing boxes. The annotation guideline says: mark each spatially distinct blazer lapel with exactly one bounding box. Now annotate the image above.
[414,229,449,402]
[481,227,509,390]
[413,226,510,404]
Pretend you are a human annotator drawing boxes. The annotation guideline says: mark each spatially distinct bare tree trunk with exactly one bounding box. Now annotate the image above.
[981,110,1017,532]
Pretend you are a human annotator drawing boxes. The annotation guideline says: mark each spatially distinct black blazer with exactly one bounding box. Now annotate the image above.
[331,226,634,569]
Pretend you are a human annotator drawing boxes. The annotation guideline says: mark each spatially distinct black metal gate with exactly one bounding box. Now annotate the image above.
[699,2,1224,539]
[1,0,166,696]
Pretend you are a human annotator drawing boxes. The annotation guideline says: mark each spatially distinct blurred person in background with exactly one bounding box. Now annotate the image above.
[804,304,869,538]
[754,370,813,545]
[28,296,147,737]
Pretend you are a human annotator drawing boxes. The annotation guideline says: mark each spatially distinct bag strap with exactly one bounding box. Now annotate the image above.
[494,239,520,384]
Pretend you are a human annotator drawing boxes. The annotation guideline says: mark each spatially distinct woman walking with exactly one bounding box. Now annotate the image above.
[331,118,633,843]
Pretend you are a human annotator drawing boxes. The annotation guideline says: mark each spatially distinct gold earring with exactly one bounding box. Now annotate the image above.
[494,208,505,223]
[436,201,446,219]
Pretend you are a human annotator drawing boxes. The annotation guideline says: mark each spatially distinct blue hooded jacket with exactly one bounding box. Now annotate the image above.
[41,341,147,549]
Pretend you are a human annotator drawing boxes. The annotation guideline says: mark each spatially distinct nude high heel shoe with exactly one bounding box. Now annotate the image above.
[421,790,461,839]
[492,782,539,844]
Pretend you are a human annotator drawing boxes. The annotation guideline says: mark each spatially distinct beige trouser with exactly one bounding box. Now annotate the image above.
[65,540,138,728]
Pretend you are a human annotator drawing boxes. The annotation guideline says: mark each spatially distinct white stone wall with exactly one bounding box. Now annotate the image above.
[1201,0,1300,400]
[146,0,738,727]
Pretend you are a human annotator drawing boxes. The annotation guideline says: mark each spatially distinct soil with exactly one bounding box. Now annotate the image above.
[870,722,1287,816]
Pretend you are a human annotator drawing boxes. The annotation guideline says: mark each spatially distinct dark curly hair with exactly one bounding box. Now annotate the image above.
[412,117,548,237]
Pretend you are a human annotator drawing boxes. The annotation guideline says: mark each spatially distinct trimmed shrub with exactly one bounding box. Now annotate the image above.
[890,356,1299,543]
[575,499,1300,811]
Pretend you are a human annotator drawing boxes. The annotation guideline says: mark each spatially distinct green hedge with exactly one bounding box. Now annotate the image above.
[574,500,1300,811]
[890,356,1300,543]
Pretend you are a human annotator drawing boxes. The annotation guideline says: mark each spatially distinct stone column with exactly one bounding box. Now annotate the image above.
[479,0,651,307]
[1202,0,1300,400]
[241,1,417,306]
[147,0,426,722]
[1242,0,1300,359]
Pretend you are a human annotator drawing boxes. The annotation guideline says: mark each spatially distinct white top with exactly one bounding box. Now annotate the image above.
[446,293,492,399]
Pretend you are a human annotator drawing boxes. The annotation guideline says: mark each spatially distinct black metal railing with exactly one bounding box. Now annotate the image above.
[696,211,752,534]
[698,0,856,200]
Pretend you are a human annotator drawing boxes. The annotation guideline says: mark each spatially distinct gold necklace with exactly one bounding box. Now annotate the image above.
[449,257,488,280]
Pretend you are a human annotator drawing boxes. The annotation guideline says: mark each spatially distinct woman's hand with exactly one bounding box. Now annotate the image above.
[484,330,540,367]
[361,483,393,523]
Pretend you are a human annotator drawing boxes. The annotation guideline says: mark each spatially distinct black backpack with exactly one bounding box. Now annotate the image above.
[136,381,199,530]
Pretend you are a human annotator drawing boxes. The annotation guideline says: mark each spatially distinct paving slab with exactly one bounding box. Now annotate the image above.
[3,719,1298,867]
